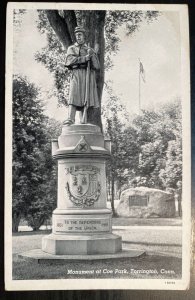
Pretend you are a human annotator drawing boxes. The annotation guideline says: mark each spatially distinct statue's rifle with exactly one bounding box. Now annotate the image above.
[82,43,91,124]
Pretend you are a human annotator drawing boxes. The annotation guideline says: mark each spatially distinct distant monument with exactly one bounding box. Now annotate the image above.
[42,27,122,255]
[116,187,176,218]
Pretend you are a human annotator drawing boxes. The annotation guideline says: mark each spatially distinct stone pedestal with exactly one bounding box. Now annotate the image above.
[42,124,122,255]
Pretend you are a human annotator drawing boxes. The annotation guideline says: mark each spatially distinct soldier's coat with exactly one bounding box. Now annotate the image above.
[65,42,100,108]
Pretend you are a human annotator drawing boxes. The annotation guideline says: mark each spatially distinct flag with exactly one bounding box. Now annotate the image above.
[139,61,146,83]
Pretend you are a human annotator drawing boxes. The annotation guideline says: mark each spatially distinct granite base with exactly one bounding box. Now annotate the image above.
[42,233,122,255]
[18,248,146,264]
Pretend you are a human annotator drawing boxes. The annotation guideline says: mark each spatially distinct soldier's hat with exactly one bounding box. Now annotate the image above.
[74,26,86,34]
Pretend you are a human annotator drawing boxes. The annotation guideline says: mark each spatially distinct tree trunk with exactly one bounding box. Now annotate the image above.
[46,10,74,49]
[111,174,117,217]
[12,212,21,232]
[27,215,46,231]
[118,188,122,200]
[85,11,106,130]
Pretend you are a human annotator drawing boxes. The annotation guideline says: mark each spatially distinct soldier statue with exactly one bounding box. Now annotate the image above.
[63,26,100,125]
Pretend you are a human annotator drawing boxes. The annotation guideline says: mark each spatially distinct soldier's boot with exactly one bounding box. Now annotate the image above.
[63,105,76,125]
[79,108,84,124]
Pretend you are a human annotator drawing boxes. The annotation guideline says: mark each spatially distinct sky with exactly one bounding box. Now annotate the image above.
[13,10,181,121]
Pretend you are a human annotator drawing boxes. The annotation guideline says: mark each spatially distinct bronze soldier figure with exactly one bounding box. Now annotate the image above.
[64,26,100,125]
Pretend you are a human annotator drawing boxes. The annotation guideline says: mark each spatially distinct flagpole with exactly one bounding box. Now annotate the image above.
[138,59,145,114]
[138,58,141,114]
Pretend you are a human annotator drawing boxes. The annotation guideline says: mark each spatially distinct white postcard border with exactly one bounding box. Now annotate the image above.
[5,2,191,291]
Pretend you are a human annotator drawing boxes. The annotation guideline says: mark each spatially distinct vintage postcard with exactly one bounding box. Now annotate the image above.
[5,2,191,290]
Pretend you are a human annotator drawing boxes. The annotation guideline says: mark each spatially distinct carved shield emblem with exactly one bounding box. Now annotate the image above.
[69,173,90,198]
[65,166,101,207]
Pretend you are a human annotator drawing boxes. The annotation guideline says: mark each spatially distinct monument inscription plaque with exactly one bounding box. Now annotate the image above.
[129,195,149,207]
[55,217,110,233]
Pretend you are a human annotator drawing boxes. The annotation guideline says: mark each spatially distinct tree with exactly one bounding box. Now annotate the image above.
[159,139,182,189]
[26,118,61,231]
[131,100,182,189]
[34,9,160,128]
[12,75,47,231]
[159,100,182,189]
[12,75,61,231]
[105,115,124,216]
[102,85,139,215]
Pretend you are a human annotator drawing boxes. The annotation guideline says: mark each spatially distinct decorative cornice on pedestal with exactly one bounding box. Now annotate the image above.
[54,124,109,159]
[52,151,111,160]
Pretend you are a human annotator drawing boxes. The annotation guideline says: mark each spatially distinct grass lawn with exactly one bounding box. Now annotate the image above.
[112,217,182,227]
[13,253,182,280]
[12,230,182,280]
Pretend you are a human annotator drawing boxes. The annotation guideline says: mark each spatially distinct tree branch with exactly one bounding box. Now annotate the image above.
[46,10,72,49]
[63,10,77,43]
